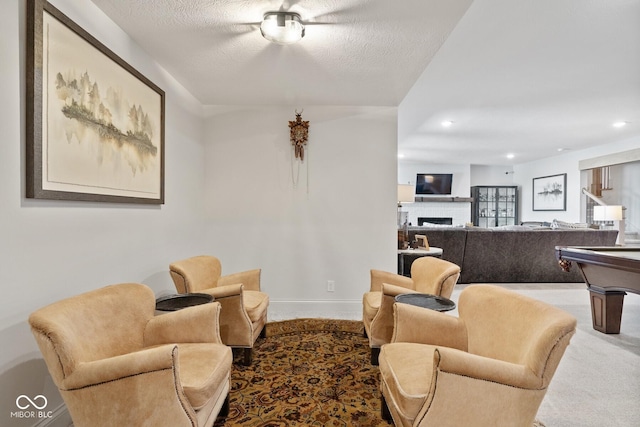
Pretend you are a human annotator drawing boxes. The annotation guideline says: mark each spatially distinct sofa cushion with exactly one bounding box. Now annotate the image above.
[552,219,590,229]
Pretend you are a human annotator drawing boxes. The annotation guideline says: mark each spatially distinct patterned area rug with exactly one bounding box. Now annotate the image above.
[214,318,385,426]
[213,318,547,427]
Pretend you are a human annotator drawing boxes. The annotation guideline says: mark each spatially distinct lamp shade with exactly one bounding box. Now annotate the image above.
[593,205,623,221]
[397,184,415,204]
[260,12,305,44]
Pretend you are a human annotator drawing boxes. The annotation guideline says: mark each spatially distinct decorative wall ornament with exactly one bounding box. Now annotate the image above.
[288,110,309,161]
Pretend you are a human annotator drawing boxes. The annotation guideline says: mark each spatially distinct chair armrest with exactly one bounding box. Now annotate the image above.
[392,303,468,351]
[207,283,243,298]
[144,302,223,347]
[63,344,177,390]
[382,283,417,297]
[370,269,414,292]
[435,346,541,390]
[207,284,253,346]
[219,269,261,291]
[368,283,419,347]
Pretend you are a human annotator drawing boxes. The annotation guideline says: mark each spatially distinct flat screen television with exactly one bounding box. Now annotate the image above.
[415,173,453,195]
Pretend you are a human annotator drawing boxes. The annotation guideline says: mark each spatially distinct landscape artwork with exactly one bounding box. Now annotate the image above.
[532,173,566,211]
[27,0,165,203]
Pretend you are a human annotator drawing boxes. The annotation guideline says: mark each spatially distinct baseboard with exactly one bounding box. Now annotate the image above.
[268,299,362,321]
[31,403,72,427]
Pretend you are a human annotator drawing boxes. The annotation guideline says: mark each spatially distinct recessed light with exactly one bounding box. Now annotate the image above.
[506,153,515,159]
[397,153,405,159]
[612,121,627,128]
[441,120,453,128]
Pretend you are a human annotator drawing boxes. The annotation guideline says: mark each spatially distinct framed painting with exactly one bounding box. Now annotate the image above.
[532,173,566,211]
[26,0,165,204]
[415,234,430,250]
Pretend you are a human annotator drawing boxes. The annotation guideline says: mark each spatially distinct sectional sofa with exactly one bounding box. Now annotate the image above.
[403,226,618,283]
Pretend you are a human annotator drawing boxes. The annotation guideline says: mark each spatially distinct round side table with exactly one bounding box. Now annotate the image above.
[155,293,213,313]
[394,293,456,312]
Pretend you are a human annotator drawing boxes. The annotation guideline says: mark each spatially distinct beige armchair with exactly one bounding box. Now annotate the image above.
[169,255,269,365]
[363,256,460,364]
[29,283,232,427]
[379,284,577,427]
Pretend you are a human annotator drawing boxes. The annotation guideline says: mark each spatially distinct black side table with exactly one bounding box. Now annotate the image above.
[394,293,456,312]
[155,293,213,312]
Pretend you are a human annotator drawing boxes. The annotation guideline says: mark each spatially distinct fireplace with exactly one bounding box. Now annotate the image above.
[418,217,453,226]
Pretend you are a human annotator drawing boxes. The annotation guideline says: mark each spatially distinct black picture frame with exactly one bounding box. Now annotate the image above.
[26,0,165,204]
[532,173,567,211]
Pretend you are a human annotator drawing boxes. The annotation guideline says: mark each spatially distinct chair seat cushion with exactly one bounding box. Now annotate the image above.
[243,291,269,323]
[176,343,232,410]
[379,343,436,420]
[362,292,381,324]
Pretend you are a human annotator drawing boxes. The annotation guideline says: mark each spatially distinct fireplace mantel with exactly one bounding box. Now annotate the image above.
[414,196,473,203]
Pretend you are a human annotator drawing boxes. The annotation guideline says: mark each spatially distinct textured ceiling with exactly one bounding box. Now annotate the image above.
[90,0,472,106]
[90,0,640,165]
[398,0,640,165]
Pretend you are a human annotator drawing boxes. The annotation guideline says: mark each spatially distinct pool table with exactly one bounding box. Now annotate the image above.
[556,246,640,334]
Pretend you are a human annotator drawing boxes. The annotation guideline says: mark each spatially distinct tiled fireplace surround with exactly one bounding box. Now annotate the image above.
[401,202,471,227]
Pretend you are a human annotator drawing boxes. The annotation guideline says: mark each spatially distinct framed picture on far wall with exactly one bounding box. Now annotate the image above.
[415,234,430,250]
[26,0,165,204]
[532,173,567,211]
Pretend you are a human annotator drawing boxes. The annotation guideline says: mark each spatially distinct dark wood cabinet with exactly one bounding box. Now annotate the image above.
[471,186,518,227]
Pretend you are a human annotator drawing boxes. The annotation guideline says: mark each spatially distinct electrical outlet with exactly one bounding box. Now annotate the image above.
[327,280,335,292]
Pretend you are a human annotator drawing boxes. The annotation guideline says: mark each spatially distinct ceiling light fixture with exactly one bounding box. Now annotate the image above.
[612,121,627,128]
[441,120,454,127]
[260,12,305,45]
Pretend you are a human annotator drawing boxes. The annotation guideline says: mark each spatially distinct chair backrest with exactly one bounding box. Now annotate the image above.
[28,283,155,387]
[459,284,577,386]
[169,255,222,293]
[410,257,461,298]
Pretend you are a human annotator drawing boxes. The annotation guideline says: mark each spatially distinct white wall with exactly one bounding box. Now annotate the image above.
[1,1,208,425]
[470,165,515,186]
[203,106,398,319]
[398,146,639,230]
[398,161,470,197]
[514,136,640,228]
